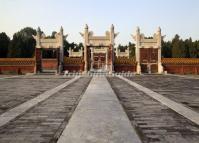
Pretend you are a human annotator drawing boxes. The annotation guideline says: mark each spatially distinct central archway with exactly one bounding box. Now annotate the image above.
[80,24,118,73]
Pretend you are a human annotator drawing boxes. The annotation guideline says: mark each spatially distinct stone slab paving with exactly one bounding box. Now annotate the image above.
[169,74,199,79]
[0,75,22,79]
[119,75,199,125]
[0,76,80,127]
[57,77,142,143]
[127,75,199,113]
[0,75,71,115]
[108,77,199,143]
[0,77,91,143]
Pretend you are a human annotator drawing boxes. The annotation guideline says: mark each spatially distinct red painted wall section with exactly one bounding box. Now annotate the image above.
[0,58,199,74]
[63,57,84,72]
[114,57,136,72]
[114,65,136,72]
[162,58,199,74]
[42,59,58,70]
[0,58,35,74]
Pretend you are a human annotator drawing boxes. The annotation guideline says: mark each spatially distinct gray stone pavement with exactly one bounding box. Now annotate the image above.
[0,75,22,79]
[108,77,199,143]
[0,77,91,143]
[57,77,142,143]
[0,75,71,115]
[0,74,199,143]
[127,75,199,113]
[169,74,199,79]
[119,75,199,125]
[0,76,80,127]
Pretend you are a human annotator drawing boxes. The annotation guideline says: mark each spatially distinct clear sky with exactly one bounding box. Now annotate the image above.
[0,0,199,44]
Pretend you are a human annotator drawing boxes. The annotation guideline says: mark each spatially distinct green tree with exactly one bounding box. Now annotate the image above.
[8,27,36,58]
[162,40,172,58]
[76,43,83,51]
[184,38,190,58]
[195,40,199,58]
[63,40,70,57]
[171,34,186,58]
[0,32,10,58]
[128,42,135,58]
[117,44,127,52]
[8,34,23,58]
[188,39,198,58]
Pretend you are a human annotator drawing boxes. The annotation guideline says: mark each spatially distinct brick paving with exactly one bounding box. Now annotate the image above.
[108,77,199,143]
[0,75,71,115]
[0,77,91,143]
[127,75,199,112]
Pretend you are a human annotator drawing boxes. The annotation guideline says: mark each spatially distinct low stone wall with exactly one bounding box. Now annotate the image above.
[162,58,199,74]
[0,58,35,74]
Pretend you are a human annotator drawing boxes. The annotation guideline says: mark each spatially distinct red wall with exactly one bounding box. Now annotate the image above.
[0,58,35,74]
[163,64,199,74]
[42,59,58,70]
[162,58,199,75]
[0,66,34,74]
[1,58,199,75]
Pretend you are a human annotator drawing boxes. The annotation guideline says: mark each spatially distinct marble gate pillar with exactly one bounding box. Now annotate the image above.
[157,27,163,74]
[90,47,94,71]
[105,48,108,70]
[35,48,42,73]
[135,27,141,74]
[84,46,88,72]
[34,27,42,74]
[58,27,64,74]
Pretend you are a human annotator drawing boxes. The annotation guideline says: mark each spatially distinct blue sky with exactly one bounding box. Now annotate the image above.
[0,0,199,44]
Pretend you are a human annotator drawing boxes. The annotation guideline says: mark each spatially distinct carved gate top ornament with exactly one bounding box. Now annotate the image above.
[33,27,67,49]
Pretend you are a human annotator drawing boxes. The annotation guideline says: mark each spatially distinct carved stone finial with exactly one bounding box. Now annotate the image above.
[60,26,63,33]
[111,24,114,30]
[37,27,41,32]
[85,24,88,29]
[136,26,140,33]
[157,27,161,33]
[37,27,41,37]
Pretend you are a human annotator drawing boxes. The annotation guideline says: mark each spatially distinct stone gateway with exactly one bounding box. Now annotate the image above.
[80,24,119,73]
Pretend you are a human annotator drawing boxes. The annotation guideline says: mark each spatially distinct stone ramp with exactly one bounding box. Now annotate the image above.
[57,77,142,143]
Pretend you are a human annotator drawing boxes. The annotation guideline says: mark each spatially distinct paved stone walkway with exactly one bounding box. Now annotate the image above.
[0,75,71,115]
[0,75,199,143]
[119,75,199,125]
[57,77,142,143]
[127,75,199,112]
[0,77,91,143]
[0,76,80,127]
[0,75,22,79]
[108,77,199,143]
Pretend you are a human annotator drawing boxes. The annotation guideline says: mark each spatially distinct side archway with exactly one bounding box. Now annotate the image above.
[33,27,67,74]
